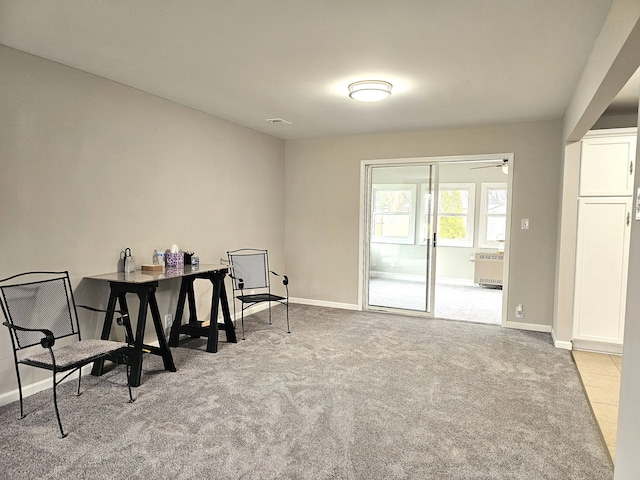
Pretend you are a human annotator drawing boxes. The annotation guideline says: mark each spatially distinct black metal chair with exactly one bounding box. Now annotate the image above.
[0,271,134,438]
[227,249,290,340]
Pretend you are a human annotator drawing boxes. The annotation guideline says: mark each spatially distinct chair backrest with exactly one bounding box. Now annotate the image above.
[0,271,80,350]
[227,249,270,291]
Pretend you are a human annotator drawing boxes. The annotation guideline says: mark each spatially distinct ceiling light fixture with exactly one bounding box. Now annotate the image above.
[348,80,393,102]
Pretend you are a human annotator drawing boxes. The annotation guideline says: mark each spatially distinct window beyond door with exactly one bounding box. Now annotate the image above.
[479,183,507,248]
[437,183,475,247]
[371,184,417,244]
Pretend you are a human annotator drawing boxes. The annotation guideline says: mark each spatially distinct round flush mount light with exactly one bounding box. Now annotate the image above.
[348,80,393,102]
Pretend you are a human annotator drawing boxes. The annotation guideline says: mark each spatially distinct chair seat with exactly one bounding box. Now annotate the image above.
[20,339,127,371]
[237,293,285,303]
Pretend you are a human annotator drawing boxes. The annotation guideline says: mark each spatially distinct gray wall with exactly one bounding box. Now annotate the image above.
[0,45,286,396]
[285,120,562,329]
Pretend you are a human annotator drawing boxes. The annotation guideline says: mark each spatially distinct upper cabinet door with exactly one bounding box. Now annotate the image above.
[579,132,636,197]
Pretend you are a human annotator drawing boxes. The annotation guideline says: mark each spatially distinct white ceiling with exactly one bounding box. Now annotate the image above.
[0,1,626,140]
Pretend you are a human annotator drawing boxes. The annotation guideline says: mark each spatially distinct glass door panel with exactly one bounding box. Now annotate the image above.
[364,163,436,315]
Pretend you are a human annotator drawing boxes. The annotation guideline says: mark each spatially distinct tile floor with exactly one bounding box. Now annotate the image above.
[572,350,622,462]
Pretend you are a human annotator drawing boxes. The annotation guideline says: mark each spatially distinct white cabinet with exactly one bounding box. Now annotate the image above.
[579,129,636,197]
[572,128,636,353]
[572,197,631,348]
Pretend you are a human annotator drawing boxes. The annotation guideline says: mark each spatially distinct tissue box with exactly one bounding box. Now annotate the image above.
[166,252,184,268]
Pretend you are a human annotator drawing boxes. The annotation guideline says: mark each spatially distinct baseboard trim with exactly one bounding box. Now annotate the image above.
[0,364,93,408]
[551,330,573,350]
[572,339,623,355]
[289,297,359,311]
[505,321,552,333]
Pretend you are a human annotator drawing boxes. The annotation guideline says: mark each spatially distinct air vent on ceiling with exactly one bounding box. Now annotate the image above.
[265,118,292,125]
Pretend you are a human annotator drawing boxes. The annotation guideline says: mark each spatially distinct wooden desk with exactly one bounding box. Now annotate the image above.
[85,264,236,387]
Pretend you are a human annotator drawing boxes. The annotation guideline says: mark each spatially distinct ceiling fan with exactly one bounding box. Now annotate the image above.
[469,158,509,174]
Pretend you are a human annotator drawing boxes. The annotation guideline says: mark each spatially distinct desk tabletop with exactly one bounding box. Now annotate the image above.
[85,264,229,284]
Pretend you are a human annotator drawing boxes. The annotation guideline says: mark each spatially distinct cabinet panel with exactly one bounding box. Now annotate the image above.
[573,198,631,344]
[579,135,635,196]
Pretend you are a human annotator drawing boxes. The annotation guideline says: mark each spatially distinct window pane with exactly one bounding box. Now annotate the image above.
[486,215,506,242]
[438,216,468,240]
[438,190,468,214]
[374,214,411,238]
[487,189,507,214]
[375,190,412,213]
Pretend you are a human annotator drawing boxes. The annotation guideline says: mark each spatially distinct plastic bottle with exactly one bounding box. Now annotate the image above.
[154,248,165,266]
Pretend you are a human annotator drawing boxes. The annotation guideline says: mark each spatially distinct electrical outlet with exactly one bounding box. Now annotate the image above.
[164,313,173,329]
[515,304,525,319]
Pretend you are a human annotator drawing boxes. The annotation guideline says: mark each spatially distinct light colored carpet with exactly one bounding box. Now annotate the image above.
[0,305,611,479]
[369,278,502,325]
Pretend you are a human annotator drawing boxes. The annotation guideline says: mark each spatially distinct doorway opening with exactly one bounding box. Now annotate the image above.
[360,155,512,326]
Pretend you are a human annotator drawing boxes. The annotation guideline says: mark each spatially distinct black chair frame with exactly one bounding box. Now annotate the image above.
[227,249,290,340]
[1,271,134,438]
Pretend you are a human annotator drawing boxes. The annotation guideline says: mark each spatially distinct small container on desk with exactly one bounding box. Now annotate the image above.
[166,252,184,269]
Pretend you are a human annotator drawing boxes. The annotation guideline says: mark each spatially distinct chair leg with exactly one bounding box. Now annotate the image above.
[14,364,26,420]
[51,373,67,439]
[241,308,246,341]
[76,368,82,396]
[232,294,237,329]
[286,301,290,334]
[125,358,134,403]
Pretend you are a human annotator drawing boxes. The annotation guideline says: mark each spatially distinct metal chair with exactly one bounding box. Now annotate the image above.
[0,271,134,438]
[227,249,290,340]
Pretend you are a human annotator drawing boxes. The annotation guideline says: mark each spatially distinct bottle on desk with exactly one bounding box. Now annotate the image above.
[153,248,165,266]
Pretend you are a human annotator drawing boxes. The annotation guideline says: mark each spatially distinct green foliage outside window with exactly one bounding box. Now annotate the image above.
[438,190,467,240]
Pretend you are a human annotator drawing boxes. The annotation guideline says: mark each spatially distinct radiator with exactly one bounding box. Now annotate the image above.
[474,253,504,286]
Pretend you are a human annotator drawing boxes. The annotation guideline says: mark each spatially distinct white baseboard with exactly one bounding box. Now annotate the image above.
[572,339,623,355]
[505,321,552,333]
[369,272,424,282]
[235,302,271,317]
[289,297,359,311]
[436,277,475,287]
[551,330,573,350]
[0,364,93,408]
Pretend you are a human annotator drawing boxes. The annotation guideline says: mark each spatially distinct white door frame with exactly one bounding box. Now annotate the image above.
[361,161,438,316]
[358,153,514,327]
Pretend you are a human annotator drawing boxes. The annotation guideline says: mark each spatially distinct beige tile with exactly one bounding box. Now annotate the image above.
[592,402,619,425]
[576,360,621,377]
[610,355,622,372]
[608,444,616,462]
[573,350,620,465]
[573,350,616,366]
[585,384,620,405]
[579,372,621,390]
[597,419,618,445]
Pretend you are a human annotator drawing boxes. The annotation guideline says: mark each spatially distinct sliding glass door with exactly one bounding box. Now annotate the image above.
[363,163,437,315]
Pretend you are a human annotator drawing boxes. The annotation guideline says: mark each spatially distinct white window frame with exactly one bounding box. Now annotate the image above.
[435,183,476,247]
[371,184,417,244]
[478,182,508,248]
